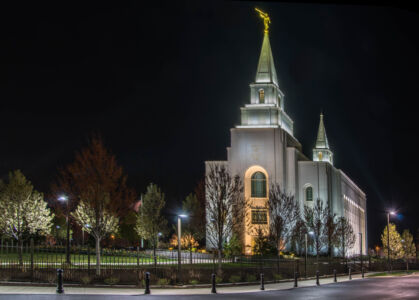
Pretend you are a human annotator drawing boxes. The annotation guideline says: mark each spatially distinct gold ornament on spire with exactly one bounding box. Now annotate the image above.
[255,8,271,34]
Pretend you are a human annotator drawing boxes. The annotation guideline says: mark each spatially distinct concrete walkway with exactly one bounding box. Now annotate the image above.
[0,274,366,295]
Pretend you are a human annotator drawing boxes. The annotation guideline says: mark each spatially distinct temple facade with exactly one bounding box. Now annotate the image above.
[205,22,367,256]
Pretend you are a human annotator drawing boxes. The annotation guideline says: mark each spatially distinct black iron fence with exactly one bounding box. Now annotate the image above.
[0,242,418,286]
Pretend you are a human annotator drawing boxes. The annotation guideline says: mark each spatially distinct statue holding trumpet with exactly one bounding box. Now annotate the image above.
[255,8,271,34]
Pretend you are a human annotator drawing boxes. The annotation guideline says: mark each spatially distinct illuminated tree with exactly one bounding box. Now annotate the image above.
[135,183,167,266]
[381,223,404,260]
[304,198,327,263]
[335,216,356,259]
[0,170,54,265]
[72,198,119,275]
[322,204,337,258]
[205,163,244,274]
[401,229,416,270]
[268,183,300,270]
[291,216,309,256]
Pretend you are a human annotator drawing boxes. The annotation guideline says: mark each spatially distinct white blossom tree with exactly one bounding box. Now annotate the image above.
[71,194,119,275]
[401,229,416,271]
[0,170,54,265]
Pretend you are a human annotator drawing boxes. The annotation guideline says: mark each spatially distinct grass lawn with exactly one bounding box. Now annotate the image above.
[368,270,418,277]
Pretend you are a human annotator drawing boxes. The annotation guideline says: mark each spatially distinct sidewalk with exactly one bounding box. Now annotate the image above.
[0,273,365,295]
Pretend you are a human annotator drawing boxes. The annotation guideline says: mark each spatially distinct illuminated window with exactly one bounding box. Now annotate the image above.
[259,89,265,104]
[305,186,313,202]
[251,172,267,197]
[252,209,268,224]
[318,152,323,161]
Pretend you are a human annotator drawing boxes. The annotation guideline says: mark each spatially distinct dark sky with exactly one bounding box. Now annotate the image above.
[1,1,418,248]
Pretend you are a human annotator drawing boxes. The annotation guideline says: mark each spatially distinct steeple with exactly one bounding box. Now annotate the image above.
[237,8,294,136]
[313,113,333,165]
[255,33,278,86]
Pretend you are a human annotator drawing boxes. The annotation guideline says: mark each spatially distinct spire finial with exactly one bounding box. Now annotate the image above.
[255,8,271,34]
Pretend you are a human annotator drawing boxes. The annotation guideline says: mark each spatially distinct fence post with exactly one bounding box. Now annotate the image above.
[56,269,64,294]
[30,238,34,281]
[260,273,265,290]
[144,272,150,294]
[316,270,320,286]
[87,245,90,275]
[294,272,298,288]
[211,273,217,294]
[333,269,337,282]
[349,267,352,280]
[362,267,364,278]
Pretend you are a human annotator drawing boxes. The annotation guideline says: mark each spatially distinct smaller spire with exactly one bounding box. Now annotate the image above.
[315,113,329,149]
[313,113,333,165]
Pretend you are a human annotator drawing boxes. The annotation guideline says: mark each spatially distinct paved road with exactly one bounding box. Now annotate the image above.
[1,275,418,299]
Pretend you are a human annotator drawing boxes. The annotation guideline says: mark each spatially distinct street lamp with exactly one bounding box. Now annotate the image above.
[177,214,188,283]
[306,231,314,277]
[387,211,396,272]
[58,195,70,264]
[359,232,363,274]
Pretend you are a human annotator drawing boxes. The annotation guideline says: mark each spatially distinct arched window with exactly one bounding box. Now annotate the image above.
[251,172,267,197]
[305,186,313,202]
[259,89,265,104]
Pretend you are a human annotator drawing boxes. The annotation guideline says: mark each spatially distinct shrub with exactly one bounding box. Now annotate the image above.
[189,279,199,285]
[273,274,282,281]
[104,276,120,285]
[157,278,170,285]
[215,276,223,284]
[246,274,257,282]
[229,275,241,283]
[80,276,92,285]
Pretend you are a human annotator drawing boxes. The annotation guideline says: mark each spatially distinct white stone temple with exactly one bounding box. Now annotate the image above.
[205,21,367,256]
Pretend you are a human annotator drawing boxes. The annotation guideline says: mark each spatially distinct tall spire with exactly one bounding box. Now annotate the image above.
[315,113,329,149]
[313,113,333,165]
[255,33,278,86]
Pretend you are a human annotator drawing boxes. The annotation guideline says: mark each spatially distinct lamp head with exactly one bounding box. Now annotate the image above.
[178,214,188,218]
[58,195,68,202]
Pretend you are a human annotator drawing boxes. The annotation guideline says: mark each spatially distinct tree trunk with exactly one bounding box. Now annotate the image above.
[95,238,101,276]
[153,243,157,268]
[18,239,23,267]
[217,248,222,276]
[189,247,192,264]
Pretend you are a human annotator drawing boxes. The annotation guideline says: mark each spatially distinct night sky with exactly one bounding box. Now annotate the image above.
[1,1,418,248]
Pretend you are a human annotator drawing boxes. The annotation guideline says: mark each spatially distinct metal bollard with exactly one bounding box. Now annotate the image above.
[316,270,320,286]
[211,273,217,294]
[294,272,298,288]
[362,267,364,278]
[56,269,64,294]
[260,273,265,290]
[349,267,352,280]
[333,269,337,282]
[144,272,151,294]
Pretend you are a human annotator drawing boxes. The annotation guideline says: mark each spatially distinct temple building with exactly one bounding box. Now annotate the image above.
[205,14,367,256]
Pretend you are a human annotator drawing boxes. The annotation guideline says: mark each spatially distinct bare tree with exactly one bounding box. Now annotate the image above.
[268,183,300,271]
[205,163,244,274]
[304,198,327,264]
[335,216,356,259]
[323,204,337,258]
[291,215,308,256]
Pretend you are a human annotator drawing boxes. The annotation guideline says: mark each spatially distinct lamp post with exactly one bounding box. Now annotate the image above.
[387,211,396,272]
[306,231,314,277]
[359,232,363,275]
[58,195,70,264]
[177,214,188,283]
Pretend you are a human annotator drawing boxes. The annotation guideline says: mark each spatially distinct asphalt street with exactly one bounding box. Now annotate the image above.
[1,276,418,300]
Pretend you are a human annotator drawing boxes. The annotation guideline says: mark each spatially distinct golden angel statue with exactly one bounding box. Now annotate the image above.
[255,8,271,34]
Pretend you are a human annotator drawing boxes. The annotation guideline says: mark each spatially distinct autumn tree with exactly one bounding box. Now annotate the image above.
[181,193,205,263]
[401,229,416,271]
[51,136,136,274]
[0,170,54,265]
[335,216,356,259]
[381,223,404,260]
[205,163,244,274]
[135,183,167,266]
[304,198,327,264]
